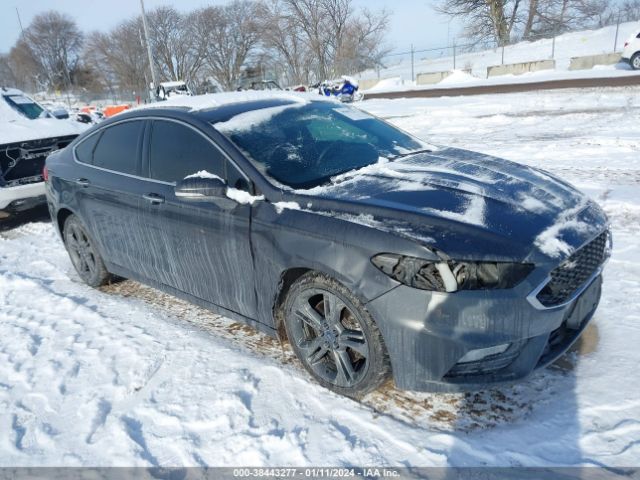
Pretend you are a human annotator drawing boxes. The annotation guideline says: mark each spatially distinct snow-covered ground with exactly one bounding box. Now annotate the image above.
[1,87,639,467]
[358,21,640,90]
[363,64,640,93]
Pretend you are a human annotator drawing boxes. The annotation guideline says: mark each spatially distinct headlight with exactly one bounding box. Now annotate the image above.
[371,253,534,292]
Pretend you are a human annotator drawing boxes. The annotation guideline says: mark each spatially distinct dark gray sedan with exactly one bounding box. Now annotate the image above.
[45,93,610,397]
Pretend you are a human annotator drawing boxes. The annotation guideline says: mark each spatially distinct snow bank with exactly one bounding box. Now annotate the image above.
[438,70,478,85]
[358,21,640,91]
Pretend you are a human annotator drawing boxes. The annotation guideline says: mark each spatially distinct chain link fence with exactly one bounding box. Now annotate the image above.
[356,16,639,88]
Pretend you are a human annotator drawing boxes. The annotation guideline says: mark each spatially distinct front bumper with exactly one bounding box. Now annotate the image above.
[366,272,602,392]
[0,182,46,210]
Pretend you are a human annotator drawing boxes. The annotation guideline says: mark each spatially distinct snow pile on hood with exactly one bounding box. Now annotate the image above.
[137,91,331,113]
[533,198,597,258]
[0,91,86,144]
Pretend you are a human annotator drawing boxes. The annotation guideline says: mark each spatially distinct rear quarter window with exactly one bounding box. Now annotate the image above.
[92,121,144,175]
[74,133,102,164]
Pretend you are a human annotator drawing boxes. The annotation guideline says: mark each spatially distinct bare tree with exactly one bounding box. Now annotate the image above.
[19,11,83,91]
[6,40,41,91]
[436,0,518,46]
[260,0,390,83]
[83,20,150,100]
[619,0,640,21]
[197,1,261,90]
[0,54,18,88]
[147,7,206,84]
[257,0,314,85]
[335,8,391,75]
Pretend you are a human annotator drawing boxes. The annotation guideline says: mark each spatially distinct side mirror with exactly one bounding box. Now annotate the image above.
[175,176,226,200]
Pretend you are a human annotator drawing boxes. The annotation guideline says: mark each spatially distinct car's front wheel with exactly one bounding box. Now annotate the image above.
[632,52,640,70]
[283,272,390,398]
[63,214,111,287]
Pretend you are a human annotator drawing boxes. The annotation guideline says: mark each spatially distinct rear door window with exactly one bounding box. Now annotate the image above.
[148,120,224,183]
[92,121,144,175]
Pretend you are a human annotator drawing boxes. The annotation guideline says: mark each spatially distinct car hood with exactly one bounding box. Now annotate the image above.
[0,96,86,145]
[297,148,608,262]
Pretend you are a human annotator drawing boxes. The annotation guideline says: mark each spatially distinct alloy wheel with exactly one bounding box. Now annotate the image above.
[65,223,98,279]
[289,288,369,388]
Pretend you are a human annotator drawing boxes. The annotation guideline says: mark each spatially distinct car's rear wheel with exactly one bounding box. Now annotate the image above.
[632,53,640,70]
[63,215,110,287]
[283,272,390,398]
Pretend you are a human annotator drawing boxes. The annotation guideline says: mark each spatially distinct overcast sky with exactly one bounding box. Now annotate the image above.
[0,0,460,55]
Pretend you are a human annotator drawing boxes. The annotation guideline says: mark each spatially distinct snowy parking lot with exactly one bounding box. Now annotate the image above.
[1,87,639,468]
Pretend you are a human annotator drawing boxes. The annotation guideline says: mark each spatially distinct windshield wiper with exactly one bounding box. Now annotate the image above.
[388,148,433,161]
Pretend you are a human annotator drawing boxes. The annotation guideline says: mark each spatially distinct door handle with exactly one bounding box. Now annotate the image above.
[143,193,165,204]
[75,178,90,187]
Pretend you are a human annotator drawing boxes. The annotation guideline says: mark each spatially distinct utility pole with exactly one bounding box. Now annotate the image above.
[140,0,158,100]
[15,7,25,37]
[410,44,415,83]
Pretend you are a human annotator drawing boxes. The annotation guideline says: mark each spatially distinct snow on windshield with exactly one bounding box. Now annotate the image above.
[212,101,431,190]
[214,103,308,133]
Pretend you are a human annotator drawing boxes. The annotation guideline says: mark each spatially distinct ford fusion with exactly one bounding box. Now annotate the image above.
[45,93,610,397]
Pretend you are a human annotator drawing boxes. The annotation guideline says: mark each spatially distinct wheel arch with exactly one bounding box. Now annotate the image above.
[273,267,313,340]
[56,207,75,235]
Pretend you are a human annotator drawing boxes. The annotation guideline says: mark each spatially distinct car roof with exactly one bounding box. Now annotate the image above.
[0,87,26,97]
[118,91,331,124]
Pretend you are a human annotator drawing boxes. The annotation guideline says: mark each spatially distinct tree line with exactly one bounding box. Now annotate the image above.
[437,0,640,47]
[0,0,390,100]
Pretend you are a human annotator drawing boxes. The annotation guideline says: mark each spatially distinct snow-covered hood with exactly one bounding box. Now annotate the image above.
[299,148,608,262]
[0,94,86,145]
[0,118,86,145]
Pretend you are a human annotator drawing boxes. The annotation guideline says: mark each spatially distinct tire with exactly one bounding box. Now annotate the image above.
[283,272,390,398]
[62,214,111,287]
[632,53,640,70]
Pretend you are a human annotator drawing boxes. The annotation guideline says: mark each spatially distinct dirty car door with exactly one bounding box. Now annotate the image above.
[139,119,256,318]
[71,119,148,270]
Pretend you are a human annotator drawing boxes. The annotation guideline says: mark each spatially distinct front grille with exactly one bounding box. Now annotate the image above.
[536,231,608,307]
[1,135,76,183]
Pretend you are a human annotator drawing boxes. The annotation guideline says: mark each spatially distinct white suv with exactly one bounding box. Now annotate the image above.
[622,29,640,70]
[0,88,83,217]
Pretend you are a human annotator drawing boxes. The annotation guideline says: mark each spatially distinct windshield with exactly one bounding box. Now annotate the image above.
[3,94,48,120]
[213,101,430,189]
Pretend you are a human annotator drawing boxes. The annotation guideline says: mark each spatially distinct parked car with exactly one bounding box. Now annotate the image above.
[247,80,282,91]
[622,29,640,69]
[45,92,610,397]
[156,80,192,100]
[0,87,83,217]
